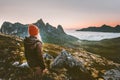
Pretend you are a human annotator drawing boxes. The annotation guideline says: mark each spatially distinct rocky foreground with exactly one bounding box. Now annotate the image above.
[0,33,120,80]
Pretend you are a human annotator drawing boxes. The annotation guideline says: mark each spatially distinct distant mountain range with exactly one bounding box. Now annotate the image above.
[0,19,79,47]
[76,24,120,32]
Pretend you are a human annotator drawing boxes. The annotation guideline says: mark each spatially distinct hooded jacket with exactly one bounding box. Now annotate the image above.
[24,36,45,70]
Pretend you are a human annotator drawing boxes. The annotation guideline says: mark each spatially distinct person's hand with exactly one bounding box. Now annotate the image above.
[34,67,43,75]
[43,68,48,74]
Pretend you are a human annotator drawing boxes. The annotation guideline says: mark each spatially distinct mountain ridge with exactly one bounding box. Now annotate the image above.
[0,19,79,47]
[76,24,120,32]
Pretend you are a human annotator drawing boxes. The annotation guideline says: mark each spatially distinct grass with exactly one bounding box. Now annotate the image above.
[43,43,83,58]
[0,33,120,80]
[80,37,120,63]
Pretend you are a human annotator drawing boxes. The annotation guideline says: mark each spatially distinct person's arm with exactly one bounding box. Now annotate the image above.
[36,42,45,70]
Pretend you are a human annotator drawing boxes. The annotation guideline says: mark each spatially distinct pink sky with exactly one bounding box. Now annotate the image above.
[0,0,120,29]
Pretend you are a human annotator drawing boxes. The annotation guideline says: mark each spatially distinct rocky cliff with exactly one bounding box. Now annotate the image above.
[0,19,79,47]
[0,33,120,80]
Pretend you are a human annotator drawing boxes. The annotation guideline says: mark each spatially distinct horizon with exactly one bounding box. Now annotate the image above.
[0,19,120,30]
[0,0,120,29]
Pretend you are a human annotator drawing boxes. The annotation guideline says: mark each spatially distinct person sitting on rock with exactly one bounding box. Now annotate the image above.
[24,24,45,79]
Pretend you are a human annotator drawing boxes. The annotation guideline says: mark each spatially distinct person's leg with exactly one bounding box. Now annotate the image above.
[33,67,43,80]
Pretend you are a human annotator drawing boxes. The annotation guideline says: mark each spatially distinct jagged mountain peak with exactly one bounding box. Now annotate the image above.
[46,22,53,27]
[57,25,63,29]
[115,25,120,28]
[3,21,12,24]
[36,19,44,23]
[35,19,45,27]
[2,21,13,26]
[14,22,23,25]
[0,19,79,46]
[101,24,112,28]
[57,25,65,33]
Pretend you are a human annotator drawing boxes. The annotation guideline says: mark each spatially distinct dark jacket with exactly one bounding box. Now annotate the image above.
[24,36,45,70]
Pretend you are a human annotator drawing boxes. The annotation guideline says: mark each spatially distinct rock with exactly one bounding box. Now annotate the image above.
[51,50,88,72]
[103,68,120,80]
[43,53,54,69]
[51,49,120,80]
[19,62,28,67]
[0,33,120,80]
[51,50,94,80]
[12,61,19,66]
[43,53,54,60]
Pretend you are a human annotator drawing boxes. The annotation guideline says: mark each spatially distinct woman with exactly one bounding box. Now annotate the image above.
[24,24,45,79]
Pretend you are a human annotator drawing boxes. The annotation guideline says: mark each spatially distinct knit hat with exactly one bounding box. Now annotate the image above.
[28,24,39,36]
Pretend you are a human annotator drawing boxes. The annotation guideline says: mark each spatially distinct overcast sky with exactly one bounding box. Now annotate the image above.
[0,0,120,29]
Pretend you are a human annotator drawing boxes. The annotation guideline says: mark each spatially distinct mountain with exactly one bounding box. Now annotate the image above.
[1,19,120,64]
[76,24,120,32]
[0,19,79,47]
[0,33,120,80]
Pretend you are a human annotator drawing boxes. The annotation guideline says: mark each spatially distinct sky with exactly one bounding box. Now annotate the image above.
[0,0,120,29]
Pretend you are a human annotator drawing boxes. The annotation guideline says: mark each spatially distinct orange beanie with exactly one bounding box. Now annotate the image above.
[28,24,39,36]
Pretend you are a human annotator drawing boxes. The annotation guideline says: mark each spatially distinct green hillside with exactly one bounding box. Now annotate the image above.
[80,37,120,63]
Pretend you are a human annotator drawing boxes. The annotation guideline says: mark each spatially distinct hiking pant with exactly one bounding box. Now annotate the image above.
[32,67,43,80]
